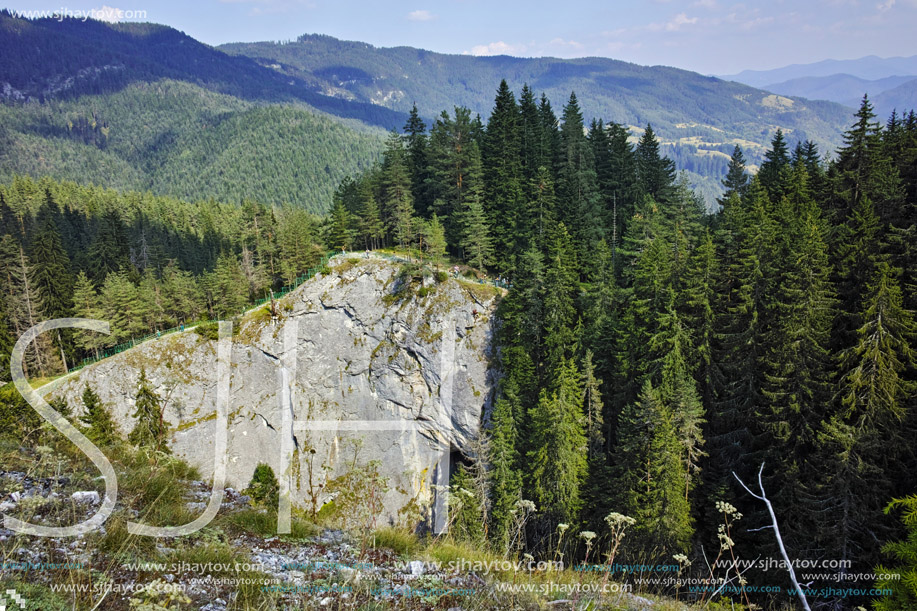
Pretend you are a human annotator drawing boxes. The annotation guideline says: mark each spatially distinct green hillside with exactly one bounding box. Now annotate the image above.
[222,34,856,199]
[0,80,385,212]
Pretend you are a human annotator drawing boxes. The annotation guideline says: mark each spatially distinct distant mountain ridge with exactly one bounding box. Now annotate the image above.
[0,13,860,207]
[221,34,855,201]
[762,74,916,108]
[720,54,917,87]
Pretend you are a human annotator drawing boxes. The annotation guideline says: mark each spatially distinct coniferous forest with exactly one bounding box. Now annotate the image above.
[1,78,915,608]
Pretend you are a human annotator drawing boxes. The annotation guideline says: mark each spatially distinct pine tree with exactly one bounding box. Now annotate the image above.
[209,253,248,319]
[527,358,587,525]
[278,207,319,284]
[483,80,523,271]
[327,197,354,252]
[403,103,429,212]
[30,197,74,370]
[542,223,578,377]
[87,209,131,283]
[423,213,446,266]
[719,145,749,208]
[457,142,492,268]
[758,129,791,201]
[613,380,692,557]
[381,131,414,248]
[128,369,169,453]
[636,125,676,204]
[80,383,119,446]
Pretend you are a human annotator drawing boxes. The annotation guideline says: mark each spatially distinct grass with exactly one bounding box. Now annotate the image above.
[220,508,320,540]
[370,526,422,557]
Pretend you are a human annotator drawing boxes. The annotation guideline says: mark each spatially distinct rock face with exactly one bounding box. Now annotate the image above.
[49,257,499,527]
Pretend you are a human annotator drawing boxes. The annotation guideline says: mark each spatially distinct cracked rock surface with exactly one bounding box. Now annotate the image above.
[49,257,499,524]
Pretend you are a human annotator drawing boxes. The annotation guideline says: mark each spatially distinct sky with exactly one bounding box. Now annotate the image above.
[6,0,917,75]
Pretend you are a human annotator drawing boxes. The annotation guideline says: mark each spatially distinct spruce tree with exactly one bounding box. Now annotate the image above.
[758,128,791,201]
[613,380,692,557]
[80,383,119,446]
[487,391,521,551]
[30,199,74,369]
[128,369,170,453]
[636,125,676,204]
[88,209,131,283]
[719,145,749,208]
[457,142,492,268]
[557,93,604,273]
[423,214,446,266]
[72,271,104,358]
[381,131,414,248]
[403,103,429,212]
[483,80,523,271]
[327,197,354,252]
[527,357,587,525]
[542,223,577,377]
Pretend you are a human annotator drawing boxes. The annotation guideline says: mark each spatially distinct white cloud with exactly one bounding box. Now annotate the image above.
[547,37,584,50]
[648,12,699,31]
[407,9,434,21]
[876,0,895,10]
[466,41,528,56]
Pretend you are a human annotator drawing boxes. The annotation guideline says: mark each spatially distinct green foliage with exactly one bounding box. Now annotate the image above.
[80,383,119,446]
[449,465,485,544]
[127,369,170,453]
[874,496,917,611]
[245,462,280,509]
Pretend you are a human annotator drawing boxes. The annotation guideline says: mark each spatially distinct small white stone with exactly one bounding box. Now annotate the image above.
[71,491,101,504]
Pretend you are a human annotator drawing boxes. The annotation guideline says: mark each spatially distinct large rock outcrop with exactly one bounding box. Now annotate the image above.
[48,256,500,526]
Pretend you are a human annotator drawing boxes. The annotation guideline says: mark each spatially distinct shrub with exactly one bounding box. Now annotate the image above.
[245,463,280,509]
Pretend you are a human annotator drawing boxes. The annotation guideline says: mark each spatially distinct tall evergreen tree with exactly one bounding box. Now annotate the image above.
[403,103,429,213]
[30,197,74,369]
[719,145,749,208]
[557,93,604,272]
[483,80,523,271]
[613,380,692,557]
[758,128,791,201]
[129,369,169,453]
[636,125,676,204]
[527,357,587,525]
[381,131,414,248]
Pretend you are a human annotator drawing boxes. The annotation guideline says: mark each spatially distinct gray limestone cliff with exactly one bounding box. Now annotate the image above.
[47,256,500,527]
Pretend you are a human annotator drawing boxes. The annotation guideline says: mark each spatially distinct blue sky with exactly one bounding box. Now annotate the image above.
[6,0,917,74]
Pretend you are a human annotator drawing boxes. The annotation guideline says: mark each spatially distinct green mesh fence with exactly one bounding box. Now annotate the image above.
[68,252,334,373]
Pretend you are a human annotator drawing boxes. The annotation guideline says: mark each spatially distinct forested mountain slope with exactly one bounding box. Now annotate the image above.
[222,34,854,200]
[1,11,855,207]
[0,80,385,212]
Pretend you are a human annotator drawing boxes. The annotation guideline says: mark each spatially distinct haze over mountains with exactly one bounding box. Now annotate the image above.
[0,11,871,209]
[721,54,917,118]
